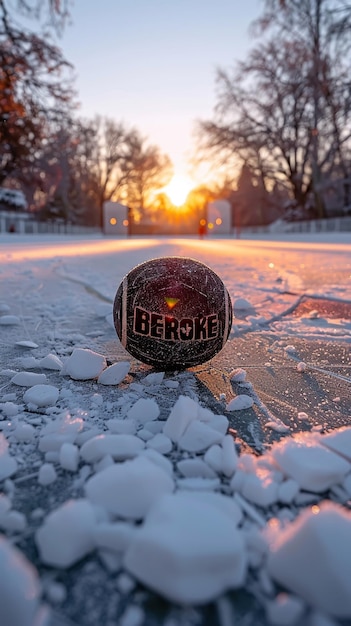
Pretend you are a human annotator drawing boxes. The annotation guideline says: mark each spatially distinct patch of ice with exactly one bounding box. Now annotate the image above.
[127,398,160,423]
[11,372,47,387]
[15,341,39,349]
[80,434,145,463]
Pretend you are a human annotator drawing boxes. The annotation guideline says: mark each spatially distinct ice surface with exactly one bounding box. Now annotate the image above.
[1,234,351,624]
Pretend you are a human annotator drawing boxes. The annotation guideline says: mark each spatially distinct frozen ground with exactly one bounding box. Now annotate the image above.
[0,233,350,626]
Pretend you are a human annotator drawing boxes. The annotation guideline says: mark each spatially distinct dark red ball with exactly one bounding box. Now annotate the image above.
[113,257,232,370]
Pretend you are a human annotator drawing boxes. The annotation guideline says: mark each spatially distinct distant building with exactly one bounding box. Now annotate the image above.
[103,201,129,235]
[207,200,231,234]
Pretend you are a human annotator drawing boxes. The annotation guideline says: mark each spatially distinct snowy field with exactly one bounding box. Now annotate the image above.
[0,233,350,626]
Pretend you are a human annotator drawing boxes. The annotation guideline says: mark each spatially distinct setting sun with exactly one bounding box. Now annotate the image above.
[161,174,194,206]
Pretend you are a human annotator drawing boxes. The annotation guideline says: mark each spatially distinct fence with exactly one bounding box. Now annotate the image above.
[0,211,99,235]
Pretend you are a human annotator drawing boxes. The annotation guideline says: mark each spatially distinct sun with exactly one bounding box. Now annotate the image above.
[162,174,194,206]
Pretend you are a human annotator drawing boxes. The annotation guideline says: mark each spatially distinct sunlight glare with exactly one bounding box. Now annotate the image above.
[162,174,194,206]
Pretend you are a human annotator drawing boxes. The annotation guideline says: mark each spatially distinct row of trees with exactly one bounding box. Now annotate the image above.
[198,0,351,220]
[0,0,173,226]
[3,1,351,227]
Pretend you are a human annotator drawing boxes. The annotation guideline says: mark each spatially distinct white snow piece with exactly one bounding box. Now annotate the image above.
[0,535,43,626]
[207,414,229,434]
[94,522,136,553]
[85,456,174,519]
[59,443,79,472]
[36,499,97,568]
[38,354,63,370]
[278,479,300,505]
[320,426,351,462]
[177,477,221,491]
[226,395,254,411]
[1,401,19,417]
[11,372,47,387]
[80,433,145,463]
[15,340,39,349]
[265,593,305,626]
[127,398,160,423]
[178,420,224,453]
[13,424,35,443]
[270,433,350,492]
[163,395,200,442]
[140,448,174,477]
[141,372,165,386]
[230,368,247,382]
[63,348,106,380]
[107,418,137,435]
[267,501,351,618]
[23,384,59,408]
[123,491,247,604]
[38,463,57,486]
[221,434,239,477]
[241,470,279,508]
[177,458,218,479]
[0,433,17,480]
[204,444,223,473]
[0,315,20,325]
[146,433,172,454]
[98,361,130,385]
[0,303,10,313]
[234,297,253,310]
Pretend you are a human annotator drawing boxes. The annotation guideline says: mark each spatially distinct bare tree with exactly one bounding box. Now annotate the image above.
[198,0,351,218]
[123,132,172,222]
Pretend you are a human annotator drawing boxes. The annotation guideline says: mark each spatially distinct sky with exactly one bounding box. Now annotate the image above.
[58,0,262,192]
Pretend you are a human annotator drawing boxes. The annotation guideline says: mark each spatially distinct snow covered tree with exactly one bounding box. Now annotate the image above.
[198,0,351,218]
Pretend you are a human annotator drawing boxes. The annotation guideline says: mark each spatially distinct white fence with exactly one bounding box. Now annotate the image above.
[0,211,99,235]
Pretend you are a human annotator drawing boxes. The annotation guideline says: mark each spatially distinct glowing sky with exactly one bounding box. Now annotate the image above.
[60,0,261,182]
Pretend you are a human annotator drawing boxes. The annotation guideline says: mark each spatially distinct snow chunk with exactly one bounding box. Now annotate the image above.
[226,395,254,411]
[94,522,135,553]
[23,384,59,408]
[321,426,351,462]
[36,499,97,568]
[38,354,63,370]
[59,443,79,472]
[124,492,247,604]
[146,433,172,454]
[80,434,144,463]
[0,315,20,325]
[127,398,160,424]
[240,469,279,507]
[0,535,42,626]
[15,340,39,349]
[98,361,130,385]
[63,348,106,380]
[11,372,47,387]
[0,433,17,480]
[267,501,351,618]
[178,420,224,453]
[177,458,218,479]
[85,456,174,519]
[163,395,199,442]
[230,368,247,382]
[270,433,350,492]
[266,593,305,626]
[38,463,57,486]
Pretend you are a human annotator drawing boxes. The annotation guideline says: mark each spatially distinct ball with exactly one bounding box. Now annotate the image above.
[113,256,233,370]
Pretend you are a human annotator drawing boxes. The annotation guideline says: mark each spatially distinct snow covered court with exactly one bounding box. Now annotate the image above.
[0,232,350,626]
